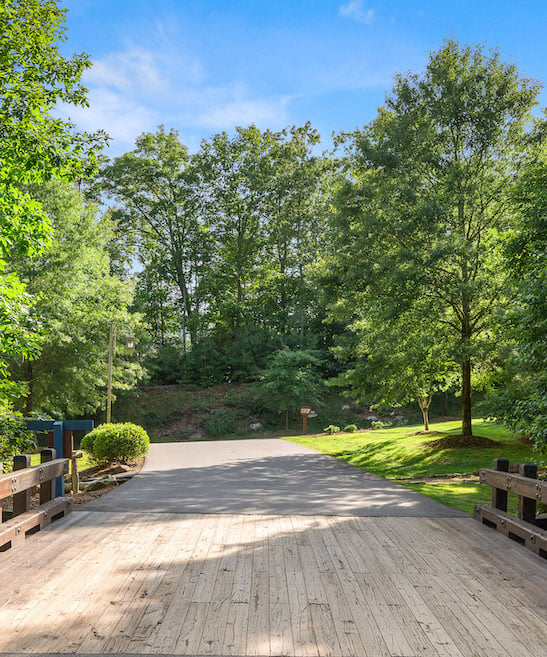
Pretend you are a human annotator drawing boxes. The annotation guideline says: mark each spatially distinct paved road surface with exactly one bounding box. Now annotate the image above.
[84,438,465,517]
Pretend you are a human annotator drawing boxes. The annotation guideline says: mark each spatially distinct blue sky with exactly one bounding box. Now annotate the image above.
[59,0,547,155]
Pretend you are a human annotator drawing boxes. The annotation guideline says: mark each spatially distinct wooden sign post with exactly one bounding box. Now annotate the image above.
[300,405,311,434]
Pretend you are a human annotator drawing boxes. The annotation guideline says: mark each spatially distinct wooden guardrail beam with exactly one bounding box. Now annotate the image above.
[0,458,68,502]
[479,468,547,504]
[476,458,547,560]
[474,505,547,558]
[0,497,72,553]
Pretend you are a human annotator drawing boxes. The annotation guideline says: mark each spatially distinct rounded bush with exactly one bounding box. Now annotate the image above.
[85,423,150,463]
[323,424,340,434]
[80,431,96,454]
[344,424,358,433]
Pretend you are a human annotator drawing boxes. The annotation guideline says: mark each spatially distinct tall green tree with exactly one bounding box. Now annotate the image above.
[257,348,322,430]
[11,181,142,417]
[331,298,454,430]
[260,123,328,340]
[99,126,207,350]
[0,0,105,428]
[486,130,547,451]
[195,125,272,333]
[329,39,539,435]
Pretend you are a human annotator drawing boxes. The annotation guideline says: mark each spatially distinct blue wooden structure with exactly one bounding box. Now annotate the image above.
[25,420,94,497]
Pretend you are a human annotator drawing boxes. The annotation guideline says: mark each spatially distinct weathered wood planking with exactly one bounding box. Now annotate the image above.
[0,511,545,656]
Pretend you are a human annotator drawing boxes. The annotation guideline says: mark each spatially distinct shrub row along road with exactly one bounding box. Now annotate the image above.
[0,438,545,657]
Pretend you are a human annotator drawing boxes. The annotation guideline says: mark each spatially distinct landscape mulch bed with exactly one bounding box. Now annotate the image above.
[424,434,501,450]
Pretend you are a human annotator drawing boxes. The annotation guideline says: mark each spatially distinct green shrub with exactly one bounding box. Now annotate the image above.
[85,423,150,463]
[371,420,392,430]
[323,425,340,434]
[80,431,96,454]
[0,406,35,462]
[203,409,243,437]
[344,424,358,433]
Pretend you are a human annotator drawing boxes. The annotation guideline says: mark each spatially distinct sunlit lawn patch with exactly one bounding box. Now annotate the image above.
[284,419,537,479]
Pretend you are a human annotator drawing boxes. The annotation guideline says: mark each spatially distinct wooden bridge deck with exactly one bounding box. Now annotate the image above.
[1,510,546,656]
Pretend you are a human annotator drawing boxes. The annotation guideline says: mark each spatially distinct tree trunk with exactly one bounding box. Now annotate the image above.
[285,408,289,431]
[418,395,431,431]
[461,359,473,436]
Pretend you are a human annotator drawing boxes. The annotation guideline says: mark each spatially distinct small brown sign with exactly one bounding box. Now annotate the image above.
[300,406,311,416]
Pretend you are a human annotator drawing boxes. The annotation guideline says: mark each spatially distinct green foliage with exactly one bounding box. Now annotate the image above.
[0,404,35,461]
[202,409,244,438]
[328,38,540,436]
[85,423,149,463]
[9,181,143,416]
[371,420,387,430]
[80,431,96,455]
[343,424,357,433]
[484,138,547,452]
[0,0,105,416]
[97,123,331,387]
[323,425,340,434]
[257,348,322,429]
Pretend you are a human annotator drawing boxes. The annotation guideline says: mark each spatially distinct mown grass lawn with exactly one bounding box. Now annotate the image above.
[284,419,542,513]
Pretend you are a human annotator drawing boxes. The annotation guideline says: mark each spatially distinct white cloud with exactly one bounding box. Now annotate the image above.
[84,48,168,94]
[197,94,291,130]
[339,1,376,24]
[60,88,157,146]
[57,46,291,152]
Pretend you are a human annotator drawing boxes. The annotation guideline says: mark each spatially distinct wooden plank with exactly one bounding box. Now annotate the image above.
[74,516,169,654]
[231,517,253,603]
[429,602,513,657]
[309,603,343,657]
[103,517,186,652]
[198,568,235,655]
[0,497,72,552]
[298,544,328,604]
[320,571,367,657]
[451,572,547,657]
[12,455,31,516]
[480,469,547,504]
[357,570,415,657]
[286,567,319,657]
[474,505,547,556]
[2,513,122,653]
[174,602,209,654]
[246,569,270,656]
[391,574,465,657]
[269,516,290,605]
[0,458,67,502]
[222,601,249,656]
[192,515,225,603]
[270,602,295,656]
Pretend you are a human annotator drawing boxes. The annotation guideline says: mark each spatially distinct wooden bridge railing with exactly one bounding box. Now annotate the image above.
[474,458,547,559]
[0,448,72,553]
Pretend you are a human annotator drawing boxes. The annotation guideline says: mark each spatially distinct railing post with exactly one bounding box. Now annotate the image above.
[518,463,537,524]
[71,453,80,494]
[492,458,509,511]
[40,449,56,505]
[13,454,31,517]
[52,422,64,498]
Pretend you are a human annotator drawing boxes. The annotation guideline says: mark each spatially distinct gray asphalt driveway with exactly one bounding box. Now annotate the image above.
[83,438,465,517]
